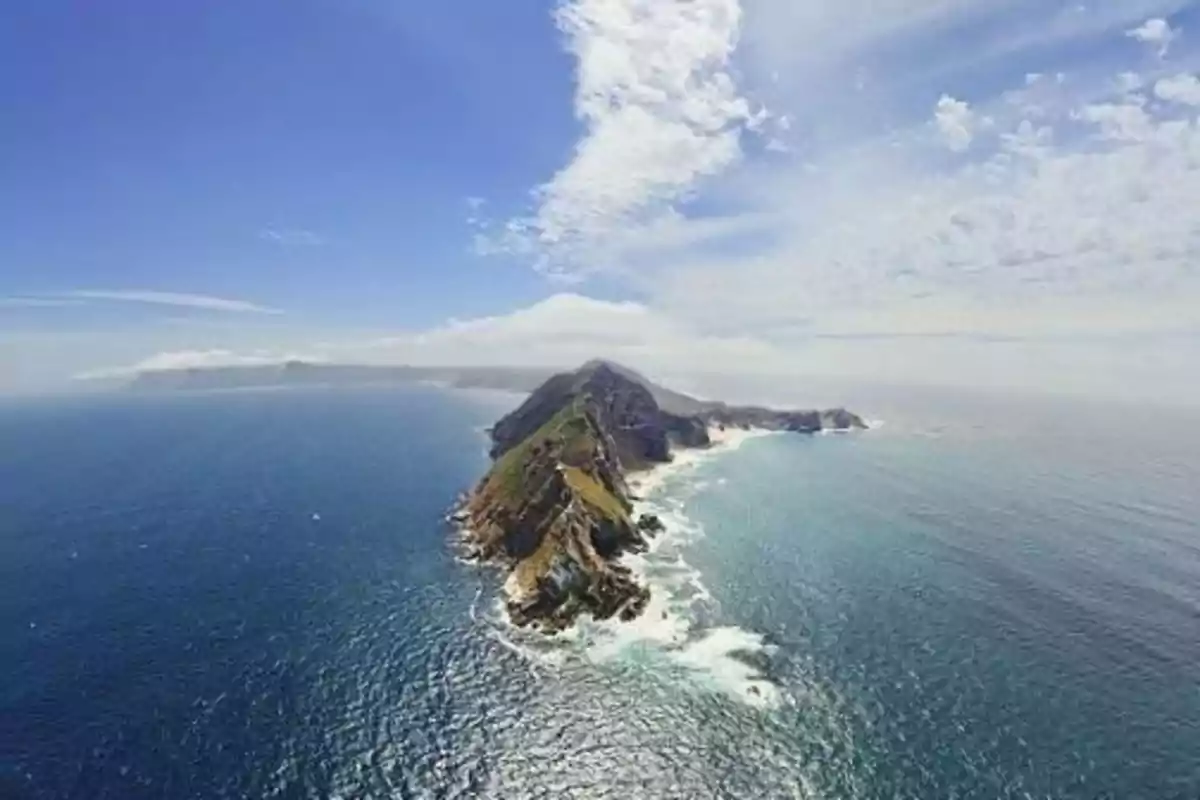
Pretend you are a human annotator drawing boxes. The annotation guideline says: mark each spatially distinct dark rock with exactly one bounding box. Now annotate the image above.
[637,513,666,534]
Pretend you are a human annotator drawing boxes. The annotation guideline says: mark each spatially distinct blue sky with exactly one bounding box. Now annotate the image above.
[3,0,1200,400]
[1,1,570,325]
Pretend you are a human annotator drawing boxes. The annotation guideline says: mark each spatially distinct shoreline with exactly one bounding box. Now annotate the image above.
[628,425,778,499]
[623,424,777,605]
[568,424,786,707]
[457,423,832,617]
[458,422,836,708]
[474,425,779,610]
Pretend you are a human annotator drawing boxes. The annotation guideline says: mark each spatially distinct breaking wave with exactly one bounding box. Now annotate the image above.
[472,428,786,709]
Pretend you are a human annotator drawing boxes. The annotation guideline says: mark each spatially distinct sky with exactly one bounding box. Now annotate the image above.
[2,0,1199,402]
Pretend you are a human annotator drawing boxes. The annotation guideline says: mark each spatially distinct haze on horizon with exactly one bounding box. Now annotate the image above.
[2,1,1199,404]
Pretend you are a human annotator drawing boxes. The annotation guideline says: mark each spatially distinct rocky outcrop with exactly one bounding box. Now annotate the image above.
[488,361,713,468]
[699,405,865,433]
[637,514,666,534]
[453,360,866,632]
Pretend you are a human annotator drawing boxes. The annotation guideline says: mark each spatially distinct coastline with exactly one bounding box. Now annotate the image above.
[460,421,870,708]
[479,426,779,610]
[451,359,867,663]
[569,424,786,707]
[628,425,778,498]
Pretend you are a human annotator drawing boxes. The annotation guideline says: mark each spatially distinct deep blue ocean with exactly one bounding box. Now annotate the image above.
[2,384,1198,799]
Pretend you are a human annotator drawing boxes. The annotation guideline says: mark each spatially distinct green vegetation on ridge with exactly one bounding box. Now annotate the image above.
[483,401,581,508]
[562,466,628,525]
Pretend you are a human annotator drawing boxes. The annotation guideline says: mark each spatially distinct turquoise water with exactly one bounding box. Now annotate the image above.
[2,386,1197,798]
[674,415,1200,796]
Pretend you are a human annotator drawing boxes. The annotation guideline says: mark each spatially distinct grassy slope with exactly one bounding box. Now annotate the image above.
[562,466,628,524]
[482,402,577,510]
[476,396,631,594]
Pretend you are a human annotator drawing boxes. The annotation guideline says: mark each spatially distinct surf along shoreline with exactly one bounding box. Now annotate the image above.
[458,422,792,707]
[449,359,866,682]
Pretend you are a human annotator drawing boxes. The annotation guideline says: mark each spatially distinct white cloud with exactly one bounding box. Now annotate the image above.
[1154,72,1200,105]
[67,290,283,314]
[1076,101,1155,141]
[1126,17,1179,56]
[482,1,1194,280]
[620,52,1200,358]
[934,95,976,151]
[358,293,783,373]
[259,228,326,246]
[484,0,758,277]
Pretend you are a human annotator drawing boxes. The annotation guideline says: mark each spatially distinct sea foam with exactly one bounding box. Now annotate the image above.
[470,426,786,709]
[579,426,784,708]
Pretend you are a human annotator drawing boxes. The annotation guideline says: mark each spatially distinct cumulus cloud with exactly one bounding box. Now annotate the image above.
[934,95,976,151]
[359,293,784,373]
[483,0,759,277]
[1075,101,1155,141]
[1126,17,1179,56]
[633,53,1200,352]
[1154,72,1200,105]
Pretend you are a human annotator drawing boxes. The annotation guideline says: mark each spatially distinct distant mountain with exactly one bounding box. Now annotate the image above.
[125,361,557,394]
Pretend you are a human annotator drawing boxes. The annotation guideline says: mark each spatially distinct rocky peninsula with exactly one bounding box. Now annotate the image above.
[451,360,866,632]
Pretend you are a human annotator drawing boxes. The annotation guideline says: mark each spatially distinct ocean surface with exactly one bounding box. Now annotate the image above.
[2,384,1198,799]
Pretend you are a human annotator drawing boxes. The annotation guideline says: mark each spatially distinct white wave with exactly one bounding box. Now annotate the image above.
[486,629,546,679]
[468,586,482,622]
[579,426,785,709]
[464,425,786,709]
[674,627,783,710]
[477,597,569,674]
[628,425,775,498]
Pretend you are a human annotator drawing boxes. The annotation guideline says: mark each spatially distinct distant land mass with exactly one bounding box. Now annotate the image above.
[124,361,558,394]
[449,360,866,631]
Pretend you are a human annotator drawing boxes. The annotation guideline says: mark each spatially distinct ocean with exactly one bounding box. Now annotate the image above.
[1,384,1197,799]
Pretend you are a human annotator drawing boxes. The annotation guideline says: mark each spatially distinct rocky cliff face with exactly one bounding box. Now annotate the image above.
[488,361,711,468]
[453,360,866,632]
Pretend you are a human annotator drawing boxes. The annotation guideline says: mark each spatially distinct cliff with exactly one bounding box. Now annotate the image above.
[453,360,866,632]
